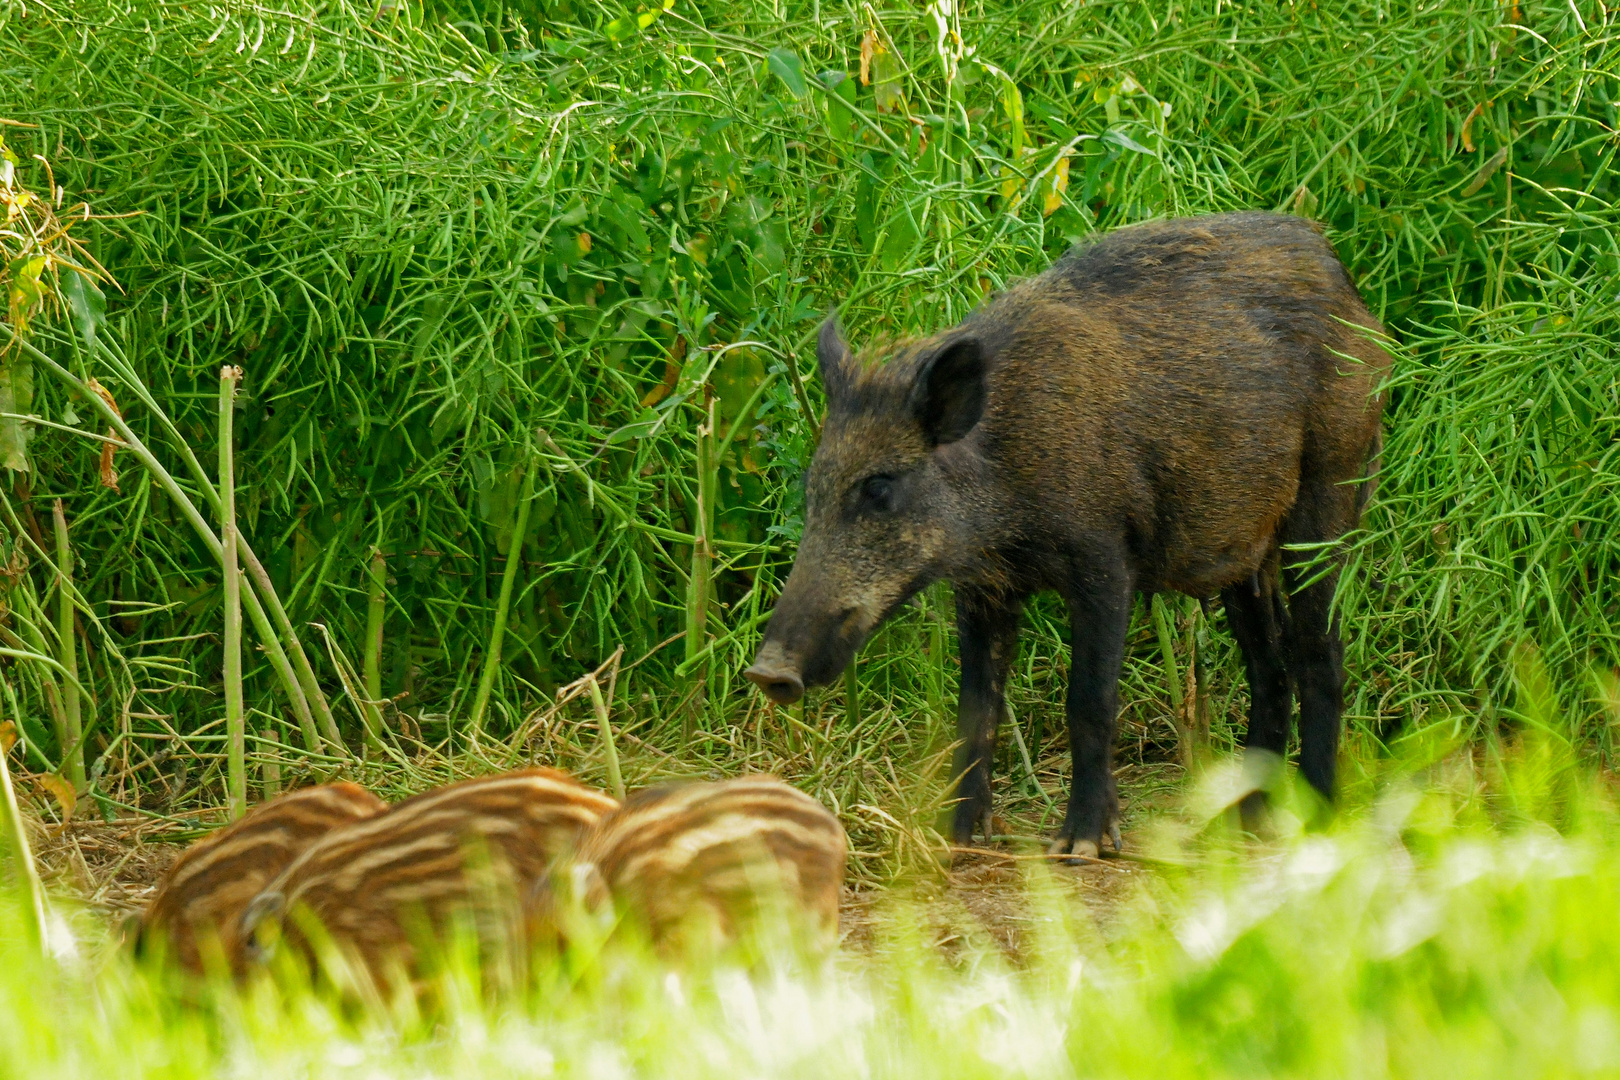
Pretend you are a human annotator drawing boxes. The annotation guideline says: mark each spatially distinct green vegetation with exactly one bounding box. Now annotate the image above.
[0,0,1612,823]
[0,0,1618,1069]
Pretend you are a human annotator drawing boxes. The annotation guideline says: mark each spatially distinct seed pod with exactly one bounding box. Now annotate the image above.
[136,782,387,975]
[242,768,617,987]
[563,776,847,953]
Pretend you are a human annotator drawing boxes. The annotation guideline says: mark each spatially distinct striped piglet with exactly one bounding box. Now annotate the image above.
[134,782,387,975]
[241,768,617,989]
[549,775,847,954]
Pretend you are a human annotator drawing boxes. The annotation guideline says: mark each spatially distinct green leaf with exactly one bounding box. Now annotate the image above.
[1104,128,1156,155]
[766,47,806,99]
[872,48,905,113]
[0,353,34,473]
[821,71,856,137]
[61,270,106,352]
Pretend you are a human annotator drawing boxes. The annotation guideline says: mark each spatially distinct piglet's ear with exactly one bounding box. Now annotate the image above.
[817,315,855,405]
[909,337,986,446]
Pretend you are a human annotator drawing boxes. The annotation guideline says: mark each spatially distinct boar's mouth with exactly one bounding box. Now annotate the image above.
[743,584,927,705]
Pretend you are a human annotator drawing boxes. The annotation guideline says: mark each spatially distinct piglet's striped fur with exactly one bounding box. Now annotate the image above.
[242,768,617,986]
[561,776,846,953]
[136,782,386,975]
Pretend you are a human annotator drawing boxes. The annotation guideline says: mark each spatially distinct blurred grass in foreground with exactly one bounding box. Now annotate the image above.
[4,726,1619,1080]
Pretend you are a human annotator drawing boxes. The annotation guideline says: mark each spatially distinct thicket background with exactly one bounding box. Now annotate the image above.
[0,0,1615,850]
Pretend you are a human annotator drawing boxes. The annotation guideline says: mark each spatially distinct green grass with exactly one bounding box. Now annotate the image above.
[0,0,1614,834]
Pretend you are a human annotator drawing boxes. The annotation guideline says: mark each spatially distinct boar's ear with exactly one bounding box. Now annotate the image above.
[817,315,855,405]
[910,337,986,445]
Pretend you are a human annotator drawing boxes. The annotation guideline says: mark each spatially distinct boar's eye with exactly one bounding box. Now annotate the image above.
[856,474,895,513]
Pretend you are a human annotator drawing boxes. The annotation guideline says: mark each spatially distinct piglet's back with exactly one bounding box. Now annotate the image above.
[245,768,617,984]
[572,776,846,951]
[136,782,387,974]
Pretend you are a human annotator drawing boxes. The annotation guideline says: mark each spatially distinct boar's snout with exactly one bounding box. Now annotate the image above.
[744,642,806,704]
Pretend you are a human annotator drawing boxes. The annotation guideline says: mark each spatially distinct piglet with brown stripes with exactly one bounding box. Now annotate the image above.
[240,768,617,991]
[134,782,387,976]
[547,776,847,955]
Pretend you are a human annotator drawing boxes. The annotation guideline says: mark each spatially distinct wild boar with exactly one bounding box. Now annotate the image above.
[744,212,1388,857]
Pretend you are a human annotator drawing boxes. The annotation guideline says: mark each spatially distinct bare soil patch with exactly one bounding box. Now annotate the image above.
[20,763,1181,956]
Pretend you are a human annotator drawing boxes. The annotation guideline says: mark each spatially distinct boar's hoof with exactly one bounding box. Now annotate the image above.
[1047,822,1122,863]
[742,663,805,705]
[1047,837,1100,862]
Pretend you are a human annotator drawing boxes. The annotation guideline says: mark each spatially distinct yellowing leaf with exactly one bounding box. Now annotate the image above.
[0,720,15,755]
[1043,155,1070,217]
[872,47,904,113]
[8,255,48,335]
[37,773,75,820]
[640,359,681,407]
[859,30,875,86]
[577,232,592,255]
[1462,146,1508,197]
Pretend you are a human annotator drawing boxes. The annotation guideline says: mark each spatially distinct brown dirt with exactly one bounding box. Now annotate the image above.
[24,764,1179,956]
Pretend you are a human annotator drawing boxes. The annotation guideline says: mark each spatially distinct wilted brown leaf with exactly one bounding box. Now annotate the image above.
[86,376,123,491]
[99,442,118,491]
[859,30,875,86]
[1460,101,1488,153]
[640,359,681,407]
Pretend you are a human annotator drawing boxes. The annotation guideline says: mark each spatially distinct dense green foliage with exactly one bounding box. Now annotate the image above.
[0,0,1614,821]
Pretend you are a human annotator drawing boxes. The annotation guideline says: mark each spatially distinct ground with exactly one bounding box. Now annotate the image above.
[20,760,1181,963]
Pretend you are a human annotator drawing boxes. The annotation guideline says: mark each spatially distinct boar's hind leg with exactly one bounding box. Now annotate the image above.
[1050,556,1132,860]
[949,588,1024,846]
[1220,572,1293,830]
[1280,475,1355,804]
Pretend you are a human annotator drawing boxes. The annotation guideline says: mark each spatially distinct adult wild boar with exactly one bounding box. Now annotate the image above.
[744,212,1389,857]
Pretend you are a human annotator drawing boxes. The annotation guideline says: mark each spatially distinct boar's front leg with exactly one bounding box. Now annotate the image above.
[948,588,1024,846]
[1050,552,1132,859]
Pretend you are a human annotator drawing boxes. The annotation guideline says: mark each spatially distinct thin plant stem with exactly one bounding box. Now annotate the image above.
[0,703,46,953]
[844,655,859,724]
[587,673,625,801]
[468,459,534,745]
[309,622,405,764]
[1006,703,1055,811]
[2,326,332,756]
[51,500,83,789]
[219,366,245,821]
[363,547,387,704]
[260,725,282,799]
[684,390,716,736]
[1151,593,1191,770]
